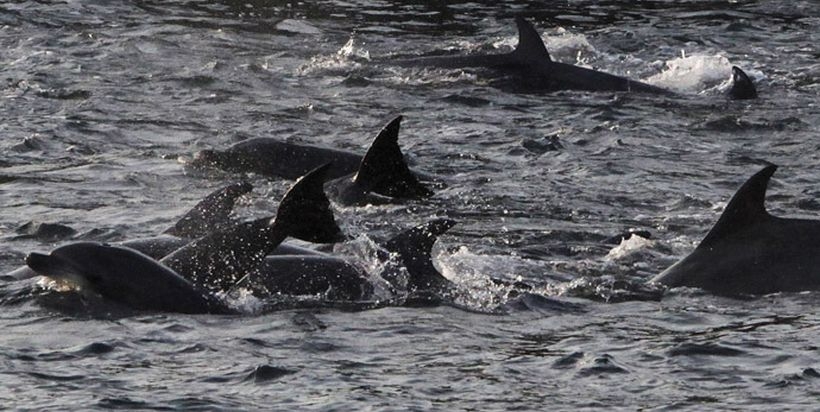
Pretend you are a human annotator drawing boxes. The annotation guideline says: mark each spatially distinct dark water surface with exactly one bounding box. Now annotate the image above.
[1,1,819,409]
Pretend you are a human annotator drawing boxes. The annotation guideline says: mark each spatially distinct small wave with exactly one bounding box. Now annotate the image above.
[645,53,733,92]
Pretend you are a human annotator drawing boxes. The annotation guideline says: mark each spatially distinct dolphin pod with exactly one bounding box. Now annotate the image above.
[21,164,455,313]
[10,15,796,316]
[390,17,757,99]
[25,165,344,313]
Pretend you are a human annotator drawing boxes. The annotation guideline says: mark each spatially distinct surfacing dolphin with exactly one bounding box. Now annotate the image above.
[190,139,362,181]
[4,181,254,282]
[325,115,432,205]
[243,219,458,301]
[190,115,433,206]
[391,17,756,99]
[25,164,344,313]
[651,164,820,295]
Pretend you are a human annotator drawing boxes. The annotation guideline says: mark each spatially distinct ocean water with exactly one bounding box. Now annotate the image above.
[1,1,819,409]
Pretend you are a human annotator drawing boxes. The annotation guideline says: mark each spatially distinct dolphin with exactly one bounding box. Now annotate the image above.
[24,164,344,313]
[187,116,432,205]
[160,163,344,293]
[325,115,433,205]
[242,219,458,301]
[189,139,362,181]
[26,243,231,314]
[4,181,254,282]
[390,17,756,98]
[651,164,820,295]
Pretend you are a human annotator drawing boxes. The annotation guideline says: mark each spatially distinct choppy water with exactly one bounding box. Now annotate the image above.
[2,1,819,410]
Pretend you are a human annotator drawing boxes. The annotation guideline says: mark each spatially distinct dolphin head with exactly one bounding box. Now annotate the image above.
[26,242,221,313]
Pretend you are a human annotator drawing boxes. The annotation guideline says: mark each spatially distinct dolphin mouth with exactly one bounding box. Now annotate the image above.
[25,252,89,290]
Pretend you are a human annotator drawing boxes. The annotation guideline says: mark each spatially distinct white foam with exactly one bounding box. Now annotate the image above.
[605,234,655,261]
[644,54,732,92]
[297,37,370,75]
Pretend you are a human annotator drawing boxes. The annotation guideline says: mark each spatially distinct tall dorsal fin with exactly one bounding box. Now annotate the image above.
[353,116,432,199]
[511,17,551,63]
[164,181,252,238]
[383,219,457,291]
[276,163,345,243]
[700,164,776,246]
[728,66,758,100]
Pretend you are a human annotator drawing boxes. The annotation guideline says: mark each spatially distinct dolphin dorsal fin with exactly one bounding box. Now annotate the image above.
[729,66,758,100]
[383,219,457,291]
[511,17,551,63]
[277,162,345,243]
[700,164,776,246]
[353,116,432,199]
[164,181,252,238]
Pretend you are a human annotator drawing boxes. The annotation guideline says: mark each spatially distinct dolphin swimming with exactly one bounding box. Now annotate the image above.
[189,115,433,206]
[25,164,344,313]
[190,139,362,181]
[242,219,458,301]
[4,181,254,282]
[390,17,756,98]
[325,115,432,205]
[651,164,820,295]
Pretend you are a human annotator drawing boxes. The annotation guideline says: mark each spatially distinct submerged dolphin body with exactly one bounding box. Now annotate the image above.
[5,181,254,282]
[190,139,362,181]
[391,17,756,98]
[651,165,820,295]
[244,219,457,301]
[190,115,432,206]
[25,165,344,313]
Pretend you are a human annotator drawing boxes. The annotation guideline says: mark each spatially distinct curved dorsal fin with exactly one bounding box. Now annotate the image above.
[164,181,252,238]
[277,162,345,243]
[700,164,776,246]
[353,116,432,199]
[511,16,551,63]
[729,66,758,100]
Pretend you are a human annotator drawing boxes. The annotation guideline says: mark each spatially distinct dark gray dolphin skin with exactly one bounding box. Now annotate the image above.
[190,139,362,181]
[326,115,432,205]
[244,219,458,301]
[160,163,344,293]
[728,66,757,100]
[164,181,253,238]
[26,243,230,314]
[651,164,820,295]
[24,164,343,313]
[392,17,756,98]
[5,181,254,282]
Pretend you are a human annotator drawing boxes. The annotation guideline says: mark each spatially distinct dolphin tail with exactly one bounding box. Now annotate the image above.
[510,17,552,63]
[353,115,432,199]
[729,66,758,100]
[383,219,457,291]
[276,163,346,243]
[164,181,253,238]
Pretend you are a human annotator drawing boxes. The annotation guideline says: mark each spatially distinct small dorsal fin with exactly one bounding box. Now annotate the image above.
[353,116,432,199]
[728,66,758,100]
[383,219,457,291]
[277,163,345,243]
[164,181,252,238]
[511,17,551,63]
[700,164,776,246]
